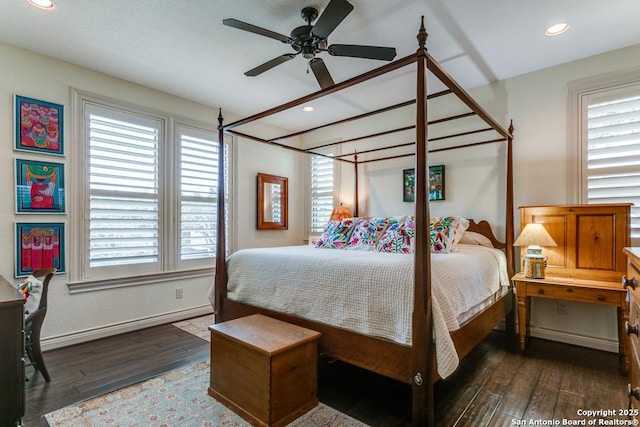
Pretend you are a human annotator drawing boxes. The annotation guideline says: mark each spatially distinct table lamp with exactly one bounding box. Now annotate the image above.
[514,223,557,278]
[329,204,353,221]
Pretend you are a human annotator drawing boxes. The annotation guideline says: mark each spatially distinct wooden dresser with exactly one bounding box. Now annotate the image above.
[625,248,640,410]
[0,275,26,427]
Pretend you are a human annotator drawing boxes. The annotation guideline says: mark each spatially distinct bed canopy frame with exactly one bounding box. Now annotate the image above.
[213,17,515,426]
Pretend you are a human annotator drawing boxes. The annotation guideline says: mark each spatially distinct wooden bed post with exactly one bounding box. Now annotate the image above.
[354,152,359,217]
[214,108,228,324]
[506,120,515,278]
[412,16,434,427]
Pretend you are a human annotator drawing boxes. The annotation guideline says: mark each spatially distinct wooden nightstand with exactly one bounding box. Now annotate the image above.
[512,272,629,372]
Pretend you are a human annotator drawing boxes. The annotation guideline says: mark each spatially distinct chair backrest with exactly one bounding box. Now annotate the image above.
[29,268,56,316]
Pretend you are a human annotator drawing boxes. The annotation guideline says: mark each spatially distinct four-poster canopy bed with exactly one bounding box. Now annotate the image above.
[210,17,515,426]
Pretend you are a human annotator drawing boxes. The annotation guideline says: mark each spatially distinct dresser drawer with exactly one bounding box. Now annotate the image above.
[528,283,623,306]
[628,293,640,412]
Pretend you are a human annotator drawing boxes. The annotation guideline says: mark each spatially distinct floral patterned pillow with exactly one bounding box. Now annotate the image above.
[315,217,358,249]
[346,217,390,250]
[376,216,415,254]
[430,216,469,253]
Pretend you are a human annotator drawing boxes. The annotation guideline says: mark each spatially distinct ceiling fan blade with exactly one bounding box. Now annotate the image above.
[311,0,354,40]
[309,58,335,89]
[223,18,291,43]
[328,44,397,61]
[245,54,297,77]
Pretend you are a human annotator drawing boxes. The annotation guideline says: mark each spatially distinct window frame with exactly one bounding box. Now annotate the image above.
[569,68,640,245]
[70,89,231,291]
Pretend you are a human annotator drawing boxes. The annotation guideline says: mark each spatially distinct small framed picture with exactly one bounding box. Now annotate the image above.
[429,165,445,201]
[14,95,64,155]
[403,168,415,202]
[15,222,65,277]
[402,165,446,202]
[15,159,65,214]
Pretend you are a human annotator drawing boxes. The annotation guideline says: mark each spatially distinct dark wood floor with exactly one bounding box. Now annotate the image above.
[24,321,628,426]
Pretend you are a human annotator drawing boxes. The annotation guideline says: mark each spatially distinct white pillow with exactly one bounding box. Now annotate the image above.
[459,231,494,248]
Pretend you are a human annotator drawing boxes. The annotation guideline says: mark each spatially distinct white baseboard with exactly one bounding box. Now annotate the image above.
[529,325,618,353]
[41,309,617,354]
[41,305,213,351]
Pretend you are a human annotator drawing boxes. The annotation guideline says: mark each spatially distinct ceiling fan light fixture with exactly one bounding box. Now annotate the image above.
[302,44,316,59]
[27,0,54,10]
[545,22,569,36]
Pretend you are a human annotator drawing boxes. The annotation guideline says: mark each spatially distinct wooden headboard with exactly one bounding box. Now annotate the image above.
[519,204,631,282]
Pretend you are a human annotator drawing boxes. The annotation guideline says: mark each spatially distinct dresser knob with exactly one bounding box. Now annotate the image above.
[597,295,605,302]
[537,289,544,295]
[627,322,640,337]
[629,383,640,401]
[566,288,574,293]
[623,276,638,290]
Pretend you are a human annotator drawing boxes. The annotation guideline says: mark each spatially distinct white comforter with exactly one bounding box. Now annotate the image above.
[209,243,509,378]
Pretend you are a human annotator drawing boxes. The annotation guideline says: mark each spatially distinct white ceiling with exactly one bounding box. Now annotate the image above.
[1,0,640,131]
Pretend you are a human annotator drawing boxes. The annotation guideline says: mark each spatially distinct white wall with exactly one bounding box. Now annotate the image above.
[0,42,303,350]
[233,137,305,249]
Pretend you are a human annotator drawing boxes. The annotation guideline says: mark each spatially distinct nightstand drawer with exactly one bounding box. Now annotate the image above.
[528,283,621,305]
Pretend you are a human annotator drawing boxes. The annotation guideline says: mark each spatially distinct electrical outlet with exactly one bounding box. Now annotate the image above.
[557,301,567,315]
[176,288,183,299]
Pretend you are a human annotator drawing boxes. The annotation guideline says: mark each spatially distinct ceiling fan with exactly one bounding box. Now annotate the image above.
[223,0,397,89]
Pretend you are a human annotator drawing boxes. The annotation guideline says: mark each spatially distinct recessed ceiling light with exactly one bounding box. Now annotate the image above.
[302,106,314,112]
[27,0,54,10]
[545,22,569,36]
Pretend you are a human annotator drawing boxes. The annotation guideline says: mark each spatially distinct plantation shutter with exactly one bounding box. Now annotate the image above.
[178,127,218,261]
[87,104,161,269]
[310,154,334,233]
[586,93,640,243]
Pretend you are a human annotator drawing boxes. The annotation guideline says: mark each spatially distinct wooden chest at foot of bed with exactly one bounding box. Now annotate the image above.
[208,314,321,427]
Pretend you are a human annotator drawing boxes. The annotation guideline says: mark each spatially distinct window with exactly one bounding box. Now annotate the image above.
[310,154,334,233]
[72,91,230,287]
[578,81,640,245]
[178,125,229,265]
[87,105,161,271]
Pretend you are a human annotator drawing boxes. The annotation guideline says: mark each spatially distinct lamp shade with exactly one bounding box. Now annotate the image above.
[329,205,353,221]
[513,223,557,247]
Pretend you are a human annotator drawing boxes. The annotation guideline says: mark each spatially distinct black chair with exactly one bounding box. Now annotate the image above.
[24,268,56,382]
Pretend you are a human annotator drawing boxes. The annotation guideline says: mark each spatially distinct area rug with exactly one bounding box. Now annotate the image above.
[46,316,368,426]
[45,359,366,427]
[172,314,214,341]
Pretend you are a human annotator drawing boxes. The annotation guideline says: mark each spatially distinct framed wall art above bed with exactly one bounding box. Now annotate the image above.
[403,165,445,202]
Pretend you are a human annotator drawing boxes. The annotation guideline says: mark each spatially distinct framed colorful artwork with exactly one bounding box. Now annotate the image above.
[403,168,415,202]
[15,159,65,214]
[429,165,445,201]
[402,165,445,202]
[15,222,65,277]
[14,95,64,155]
